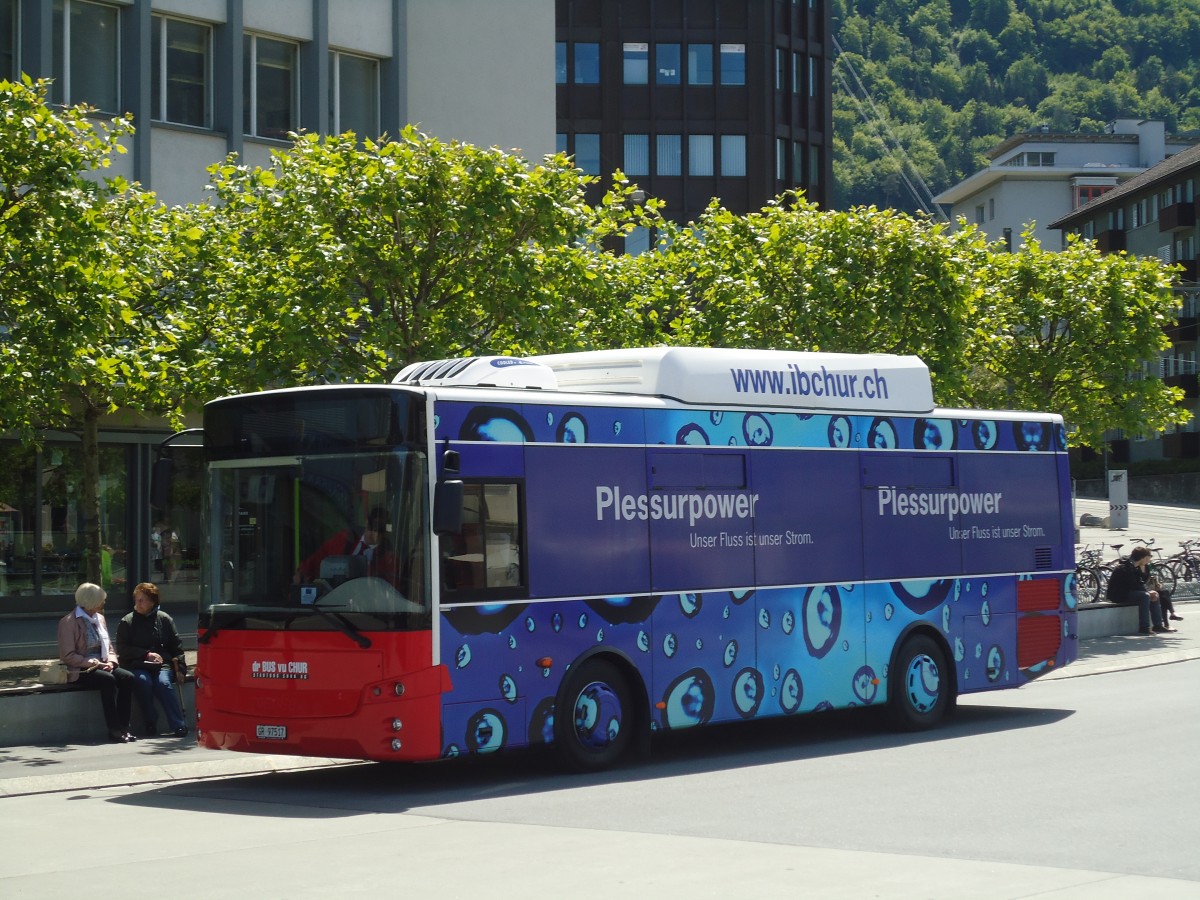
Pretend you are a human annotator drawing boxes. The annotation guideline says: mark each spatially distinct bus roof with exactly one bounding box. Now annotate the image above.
[395,347,934,414]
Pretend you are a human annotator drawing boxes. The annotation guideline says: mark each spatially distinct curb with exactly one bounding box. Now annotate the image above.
[0,754,360,798]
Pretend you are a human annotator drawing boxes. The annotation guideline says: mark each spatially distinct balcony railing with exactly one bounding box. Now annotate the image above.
[1166,316,1198,343]
[1159,200,1197,232]
[1095,228,1126,252]
[1163,372,1199,398]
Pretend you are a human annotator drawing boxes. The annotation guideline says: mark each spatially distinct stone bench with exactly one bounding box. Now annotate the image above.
[0,677,195,747]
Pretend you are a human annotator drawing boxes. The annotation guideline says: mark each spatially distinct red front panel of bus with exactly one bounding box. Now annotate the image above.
[195,629,451,762]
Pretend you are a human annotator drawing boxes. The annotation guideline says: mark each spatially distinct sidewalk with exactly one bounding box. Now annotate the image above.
[2,609,1196,799]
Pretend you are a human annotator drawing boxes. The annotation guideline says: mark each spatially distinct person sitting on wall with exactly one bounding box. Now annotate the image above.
[116,581,189,737]
[56,582,138,743]
[296,506,398,587]
[1105,547,1173,636]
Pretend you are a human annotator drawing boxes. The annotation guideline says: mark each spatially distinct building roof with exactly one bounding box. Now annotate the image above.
[1049,141,1200,230]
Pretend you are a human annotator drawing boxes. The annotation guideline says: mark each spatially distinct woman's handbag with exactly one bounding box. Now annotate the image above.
[38,661,70,685]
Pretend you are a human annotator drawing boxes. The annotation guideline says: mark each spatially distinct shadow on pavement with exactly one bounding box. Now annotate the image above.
[107,702,1073,819]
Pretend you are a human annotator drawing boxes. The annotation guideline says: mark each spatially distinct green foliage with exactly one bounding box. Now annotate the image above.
[194,128,656,382]
[0,80,196,580]
[962,231,1188,446]
[834,0,1200,210]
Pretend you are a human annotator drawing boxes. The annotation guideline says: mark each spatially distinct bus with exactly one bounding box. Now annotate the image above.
[189,347,1077,770]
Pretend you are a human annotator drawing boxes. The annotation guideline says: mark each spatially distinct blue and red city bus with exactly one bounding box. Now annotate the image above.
[193,347,1077,769]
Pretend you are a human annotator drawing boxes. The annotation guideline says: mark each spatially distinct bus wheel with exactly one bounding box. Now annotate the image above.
[557,659,634,772]
[887,634,951,731]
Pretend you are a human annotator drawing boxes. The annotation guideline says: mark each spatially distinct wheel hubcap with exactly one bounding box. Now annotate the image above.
[904,653,941,714]
[573,680,622,751]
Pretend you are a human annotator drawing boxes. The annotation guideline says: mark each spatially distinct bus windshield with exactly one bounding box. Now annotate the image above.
[201,447,430,635]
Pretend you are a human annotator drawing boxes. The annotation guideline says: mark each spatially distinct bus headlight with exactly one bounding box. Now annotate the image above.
[391,718,403,732]
[390,738,403,751]
[393,682,405,697]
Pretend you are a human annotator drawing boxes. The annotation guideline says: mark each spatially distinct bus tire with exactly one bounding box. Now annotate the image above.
[556,658,634,772]
[887,634,951,732]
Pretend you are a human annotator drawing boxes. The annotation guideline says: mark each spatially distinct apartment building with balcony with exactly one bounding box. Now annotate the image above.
[1051,142,1200,463]
[933,119,1196,251]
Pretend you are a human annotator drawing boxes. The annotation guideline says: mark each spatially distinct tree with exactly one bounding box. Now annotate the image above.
[199,128,648,380]
[0,79,193,582]
[964,231,1188,448]
[632,196,988,402]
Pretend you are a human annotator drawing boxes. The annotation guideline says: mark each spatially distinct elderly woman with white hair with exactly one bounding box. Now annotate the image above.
[56,582,137,743]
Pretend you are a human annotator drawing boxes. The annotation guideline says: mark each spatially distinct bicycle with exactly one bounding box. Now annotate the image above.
[1073,544,1107,604]
[1165,539,1200,599]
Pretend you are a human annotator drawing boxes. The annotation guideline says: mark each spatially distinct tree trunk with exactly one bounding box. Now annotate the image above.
[81,405,103,586]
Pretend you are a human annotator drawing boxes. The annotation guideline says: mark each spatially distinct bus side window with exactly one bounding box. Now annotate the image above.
[443,483,523,592]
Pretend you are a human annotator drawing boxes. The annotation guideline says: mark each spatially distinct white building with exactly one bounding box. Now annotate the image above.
[933,119,1197,249]
[4,0,555,207]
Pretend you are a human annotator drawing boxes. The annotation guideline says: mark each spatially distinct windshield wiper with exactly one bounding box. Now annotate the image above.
[309,603,372,649]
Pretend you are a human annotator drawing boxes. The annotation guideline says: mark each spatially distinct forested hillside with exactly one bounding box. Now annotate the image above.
[831,0,1200,212]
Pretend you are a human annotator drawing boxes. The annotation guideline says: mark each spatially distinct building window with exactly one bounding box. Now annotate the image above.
[688,43,713,85]
[793,51,801,94]
[1,0,17,80]
[329,50,379,138]
[657,134,681,176]
[574,133,600,175]
[775,48,786,91]
[720,44,745,85]
[623,42,648,84]
[1074,184,1113,208]
[720,134,746,177]
[988,198,995,220]
[689,134,714,176]
[244,34,298,140]
[624,133,649,177]
[556,133,568,155]
[809,144,822,186]
[656,43,680,84]
[793,140,804,185]
[555,41,566,84]
[1003,151,1055,167]
[52,0,120,112]
[776,138,787,181]
[975,204,985,224]
[626,226,650,256]
[809,56,817,97]
[0,442,130,604]
[574,42,600,84]
[151,16,211,128]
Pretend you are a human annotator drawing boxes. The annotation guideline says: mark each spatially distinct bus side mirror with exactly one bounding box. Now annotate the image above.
[151,456,174,511]
[433,480,464,536]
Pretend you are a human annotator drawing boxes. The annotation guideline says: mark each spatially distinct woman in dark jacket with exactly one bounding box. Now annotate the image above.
[116,582,188,737]
[1105,547,1170,636]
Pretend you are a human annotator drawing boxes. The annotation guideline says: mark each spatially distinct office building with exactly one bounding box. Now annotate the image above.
[556,0,833,251]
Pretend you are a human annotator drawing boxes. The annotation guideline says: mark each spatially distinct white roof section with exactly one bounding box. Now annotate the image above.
[531,347,935,413]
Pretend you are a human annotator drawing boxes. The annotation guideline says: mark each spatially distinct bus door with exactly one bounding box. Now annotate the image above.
[753,447,867,712]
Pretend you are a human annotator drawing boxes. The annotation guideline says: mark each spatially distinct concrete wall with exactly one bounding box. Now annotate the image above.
[1075,473,1200,505]
[404,0,555,159]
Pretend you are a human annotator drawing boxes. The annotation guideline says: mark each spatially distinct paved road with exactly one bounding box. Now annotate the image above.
[2,659,1197,899]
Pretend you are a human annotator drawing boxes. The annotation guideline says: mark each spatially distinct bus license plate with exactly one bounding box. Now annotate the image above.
[256,725,287,740]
